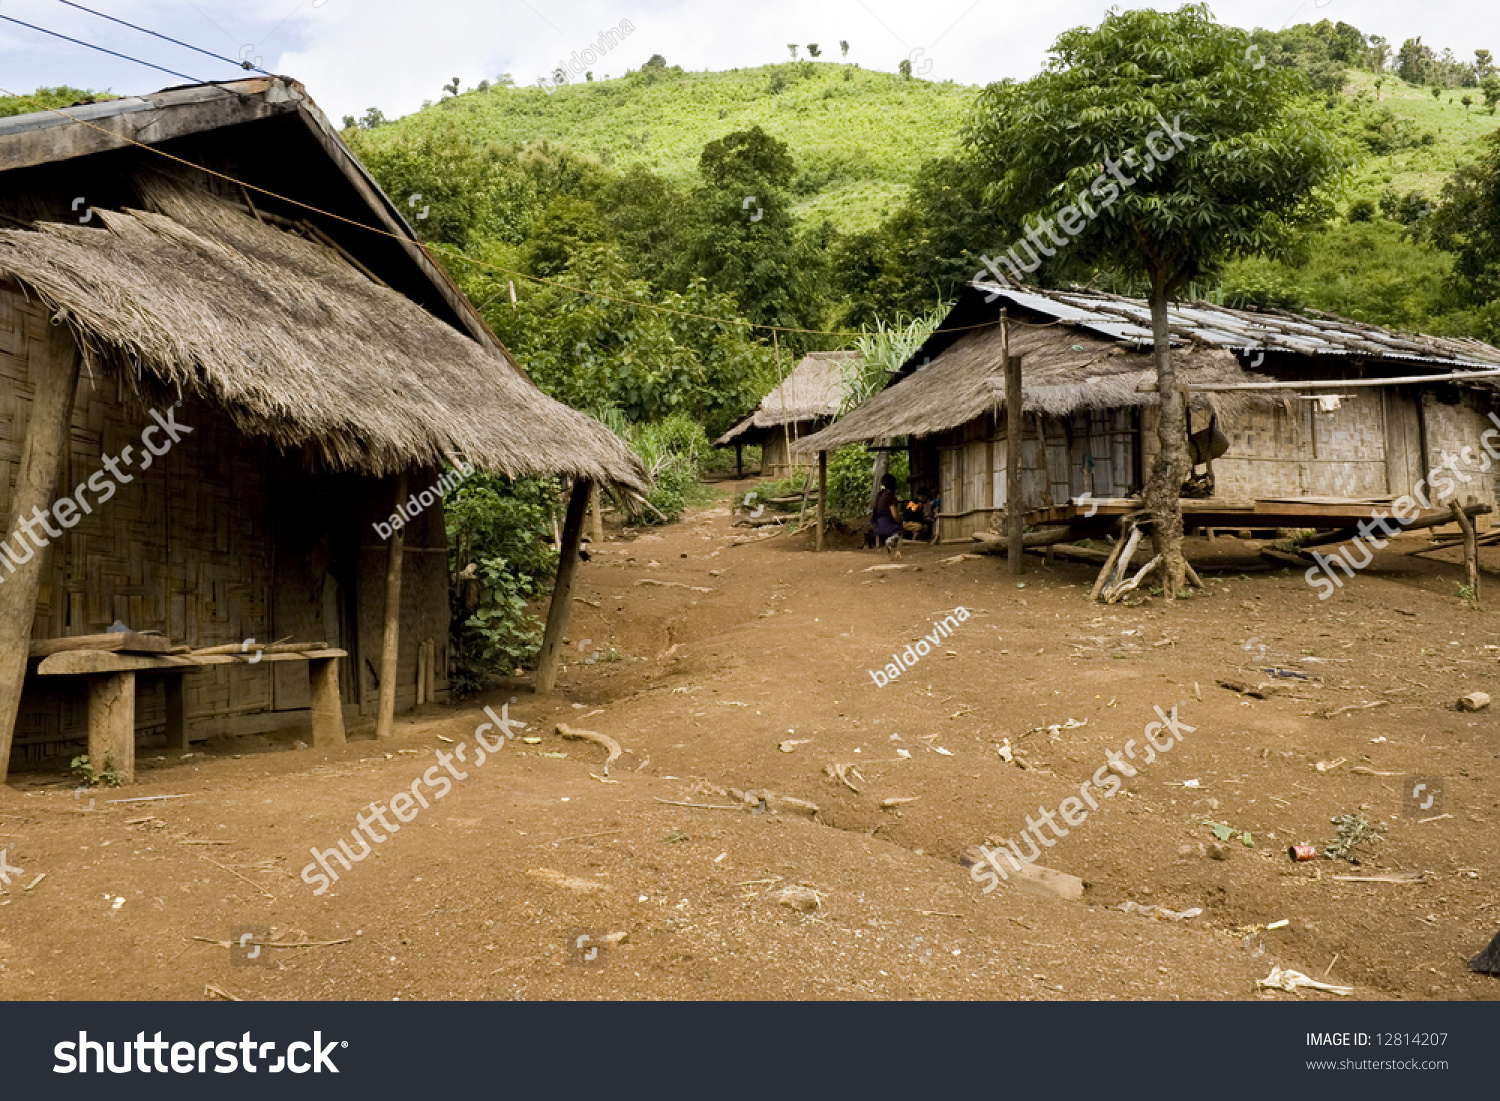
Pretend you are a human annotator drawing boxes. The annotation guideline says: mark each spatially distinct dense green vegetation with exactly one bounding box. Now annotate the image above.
[0,86,114,117]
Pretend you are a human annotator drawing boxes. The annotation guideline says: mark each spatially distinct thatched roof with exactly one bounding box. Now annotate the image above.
[0,176,647,489]
[796,303,1268,453]
[796,280,1500,454]
[715,351,859,445]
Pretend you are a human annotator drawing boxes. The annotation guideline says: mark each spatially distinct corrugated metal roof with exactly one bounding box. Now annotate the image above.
[983,283,1500,371]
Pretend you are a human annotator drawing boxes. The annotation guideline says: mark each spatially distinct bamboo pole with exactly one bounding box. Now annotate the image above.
[1003,310,1024,575]
[536,478,593,694]
[589,483,604,545]
[0,316,81,785]
[375,471,407,739]
[816,450,827,551]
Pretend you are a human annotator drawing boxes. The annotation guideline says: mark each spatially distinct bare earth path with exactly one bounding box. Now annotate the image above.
[1,480,1496,1001]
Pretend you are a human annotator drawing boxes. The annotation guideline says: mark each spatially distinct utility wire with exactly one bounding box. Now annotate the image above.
[0,13,205,84]
[54,0,273,75]
[0,83,1038,341]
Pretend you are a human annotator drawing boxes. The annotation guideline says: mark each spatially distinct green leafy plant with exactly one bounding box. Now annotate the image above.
[70,753,124,788]
[1325,812,1384,861]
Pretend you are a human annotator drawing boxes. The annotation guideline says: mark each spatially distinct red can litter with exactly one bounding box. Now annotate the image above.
[1289,844,1317,862]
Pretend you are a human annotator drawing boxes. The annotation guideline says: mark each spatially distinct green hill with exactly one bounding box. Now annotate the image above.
[363,63,976,232]
[1342,69,1500,201]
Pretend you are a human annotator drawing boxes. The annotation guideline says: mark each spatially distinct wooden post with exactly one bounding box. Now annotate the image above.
[164,676,188,752]
[309,656,346,747]
[87,672,135,785]
[0,316,81,785]
[816,450,828,551]
[535,478,593,695]
[1454,503,1480,606]
[1005,346,1024,576]
[589,483,604,545]
[375,471,407,739]
[735,442,743,479]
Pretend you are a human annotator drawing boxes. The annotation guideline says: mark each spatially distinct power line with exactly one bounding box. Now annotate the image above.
[55,0,273,76]
[0,84,1027,342]
[0,12,205,84]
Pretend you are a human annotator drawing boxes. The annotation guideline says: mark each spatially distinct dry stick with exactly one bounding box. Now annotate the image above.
[556,724,622,772]
[1106,548,1162,603]
[193,935,352,949]
[183,846,274,900]
[652,797,743,811]
[1089,517,1135,601]
[1324,700,1390,719]
[550,828,626,845]
[205,983,241,1002]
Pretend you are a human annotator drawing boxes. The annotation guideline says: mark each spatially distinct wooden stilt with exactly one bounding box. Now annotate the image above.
[1005,340,1024,575]
[736,442,743,479]
[309,656,346,748]
[1454,503,1480,606]
[375,471,407,739]
[535,478,593,695]
[415,639,427,706]
[87,672,135,784]
[816,450,827,551]
[589,484,604,545]
[164,676,188,752]
[0,316,81,785]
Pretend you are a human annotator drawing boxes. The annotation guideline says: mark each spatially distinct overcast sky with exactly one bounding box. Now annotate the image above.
[1,0,1496,121]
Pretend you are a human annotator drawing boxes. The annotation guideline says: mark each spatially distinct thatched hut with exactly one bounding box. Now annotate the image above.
[797,283,1500,543]
[0,78,645,783]
[716,350,858,478]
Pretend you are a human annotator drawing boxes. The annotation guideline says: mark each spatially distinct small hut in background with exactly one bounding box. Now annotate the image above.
[716,350,859,478]
[0,78,645,784]
[798,283,1500,543]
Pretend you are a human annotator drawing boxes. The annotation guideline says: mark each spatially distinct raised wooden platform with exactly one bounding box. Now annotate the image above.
[32,647,347,783]
[1026,496,1479,531]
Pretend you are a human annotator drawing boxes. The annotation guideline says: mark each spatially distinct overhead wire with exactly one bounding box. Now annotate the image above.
[0,12,206,84]
[0,81,1055,342]
[54,0,273,76]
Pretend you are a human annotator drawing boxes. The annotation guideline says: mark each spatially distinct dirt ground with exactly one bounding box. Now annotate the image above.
[1,478,1496,1002]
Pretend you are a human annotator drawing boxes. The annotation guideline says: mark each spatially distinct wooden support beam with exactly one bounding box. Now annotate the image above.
[29,632,171,658]
[535,478,593,695]
[816,450,827,551]
[37,649,343,675]
[1454,503,1480,606]
[309,656,346,748]
[0,315,81,785]
[164,676,187,753]
[376,471,407,739]
[589,483,604,546]
[87,672,135,785]
[1005,348,1024,575]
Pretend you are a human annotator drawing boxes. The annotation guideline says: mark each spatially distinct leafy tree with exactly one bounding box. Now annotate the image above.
[966,3,1352,595]
[644,54,668,69]
[597,166,688,288]
[1483,73,1500,111]
[840,40,850,58]
[1463,94,1474,111]
[899,58,913,79]
[807,44,822,58]
[443,76,461,97]
[1398,37,1433,84]
[678,127,826,334]
[1428,136,1500,309]
[788,45,799,60]
[1477,50,1495,80]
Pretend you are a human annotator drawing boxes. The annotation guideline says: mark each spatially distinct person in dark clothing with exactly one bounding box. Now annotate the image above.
[903,489,933,542]
[872,472,902,556]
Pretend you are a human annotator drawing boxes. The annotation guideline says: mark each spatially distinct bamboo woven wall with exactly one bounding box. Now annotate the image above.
[1,284,451,767]
[934,410,1136,541]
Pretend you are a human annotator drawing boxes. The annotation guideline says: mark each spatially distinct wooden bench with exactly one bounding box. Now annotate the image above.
[33,648,347,784]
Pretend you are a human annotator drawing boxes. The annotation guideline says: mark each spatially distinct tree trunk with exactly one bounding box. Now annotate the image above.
[1142,272,1190,598]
